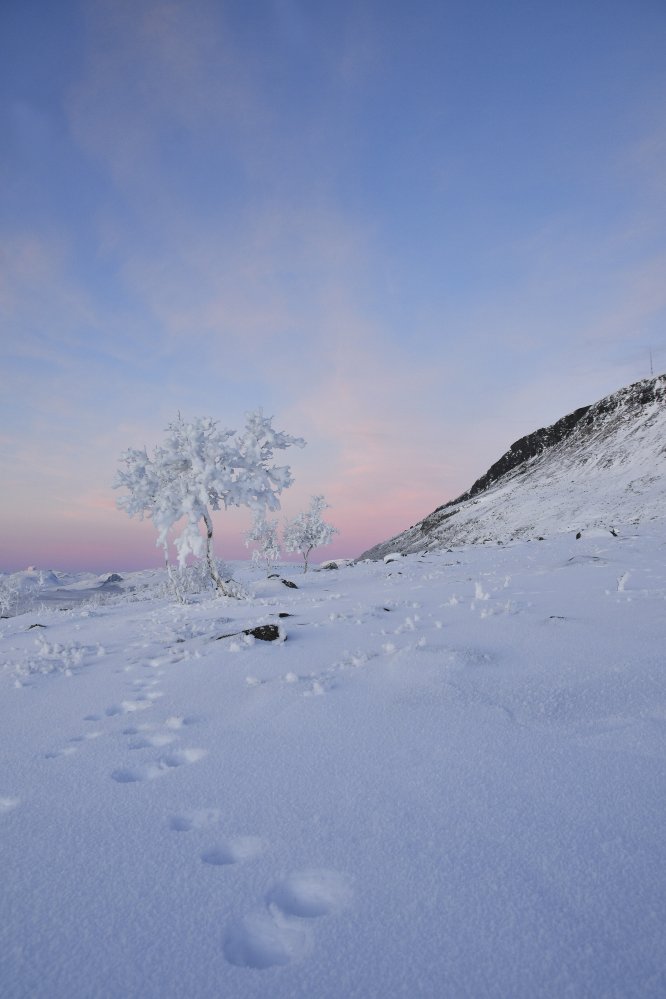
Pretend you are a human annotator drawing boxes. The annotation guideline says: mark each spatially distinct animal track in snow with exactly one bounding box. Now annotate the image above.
[104,696,161,717]
[45,746,78,759]
[111,763,164,783]
[161,748,207,767]
[169,807,221,832]
[223,869,353,969]
[122,723,152,735]
[165,714,202,729]
[128,733,176,749]
[201,836,265,866]
[111,748,207,782]
[267,869,354,917]
[131,678,161,691]
[224,908,312,969]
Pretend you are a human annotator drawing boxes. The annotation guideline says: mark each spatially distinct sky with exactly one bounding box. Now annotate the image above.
[1,0,665,572]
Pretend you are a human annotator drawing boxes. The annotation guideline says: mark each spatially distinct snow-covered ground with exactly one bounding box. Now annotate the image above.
[2,528,666,998]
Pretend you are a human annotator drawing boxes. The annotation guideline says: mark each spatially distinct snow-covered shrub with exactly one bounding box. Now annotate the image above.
[283,496,338,573]
[245,513,281,574]
[115,410,305,597]
[15,637,104,677]
[0,577,20,618]
[0,569,53,617]
[167,557,243,601]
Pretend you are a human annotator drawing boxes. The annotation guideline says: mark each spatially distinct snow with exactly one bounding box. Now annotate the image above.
[2,527,666,998]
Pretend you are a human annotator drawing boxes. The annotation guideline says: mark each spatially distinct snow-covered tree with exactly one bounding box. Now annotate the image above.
[114,410,305,597]
[283,495,338,572]
[245,512,281,574]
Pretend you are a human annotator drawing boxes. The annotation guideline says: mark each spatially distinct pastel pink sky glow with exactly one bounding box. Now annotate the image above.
[2,0,665,572]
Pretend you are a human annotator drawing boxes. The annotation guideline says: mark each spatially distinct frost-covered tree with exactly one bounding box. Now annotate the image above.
[245,512,281,574]
[114,410,305,597]
[283,495,338,572]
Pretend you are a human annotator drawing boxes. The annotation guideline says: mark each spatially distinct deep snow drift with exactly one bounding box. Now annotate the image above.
[2,528,666,998]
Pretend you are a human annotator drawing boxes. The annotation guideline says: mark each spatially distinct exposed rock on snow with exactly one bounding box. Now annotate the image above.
[267,575,299,588]
[360,373,666,559]
[215,623,286,643]
[244,624,285,642]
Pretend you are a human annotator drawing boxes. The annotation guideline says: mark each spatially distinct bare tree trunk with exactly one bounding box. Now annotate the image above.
[202,510,237,597]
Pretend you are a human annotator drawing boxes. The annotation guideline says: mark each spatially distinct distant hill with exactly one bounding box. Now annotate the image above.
[359,374,666,559]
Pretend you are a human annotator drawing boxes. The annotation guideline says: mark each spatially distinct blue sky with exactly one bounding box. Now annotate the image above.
[1,0,665,571]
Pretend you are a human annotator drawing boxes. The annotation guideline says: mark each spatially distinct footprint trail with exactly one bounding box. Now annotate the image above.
[224,869,353,969]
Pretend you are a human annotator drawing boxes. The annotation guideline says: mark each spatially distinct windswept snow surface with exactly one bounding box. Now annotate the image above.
[1,531,666,998]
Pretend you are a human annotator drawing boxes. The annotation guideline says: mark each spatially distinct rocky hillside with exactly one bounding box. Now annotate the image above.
[360,374,666,559]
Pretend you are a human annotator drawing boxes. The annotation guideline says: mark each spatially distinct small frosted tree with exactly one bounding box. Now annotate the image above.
[245,512,281,574]
[283,495,338,572]
[114,410,304,597]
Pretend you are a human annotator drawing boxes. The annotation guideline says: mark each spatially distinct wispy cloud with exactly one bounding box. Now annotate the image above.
[67,0,257,186]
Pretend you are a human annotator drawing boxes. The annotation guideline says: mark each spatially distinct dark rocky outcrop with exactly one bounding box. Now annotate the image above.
[216,623,285,642]
[442,405,590,508]
[359,373,666,559]
[244,624,283,642]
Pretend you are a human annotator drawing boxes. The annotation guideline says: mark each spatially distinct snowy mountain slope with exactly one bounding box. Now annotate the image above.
[360,373,666,559]
[2,533,666,998]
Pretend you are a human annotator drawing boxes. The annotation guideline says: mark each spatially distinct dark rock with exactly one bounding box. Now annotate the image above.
[28,623,46,629]
[216,623,285,642]
[267,574,298,588]
[243,624,283,642]
[576,531,582,539]
[278,612,293,618]
[103,573,123,584]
